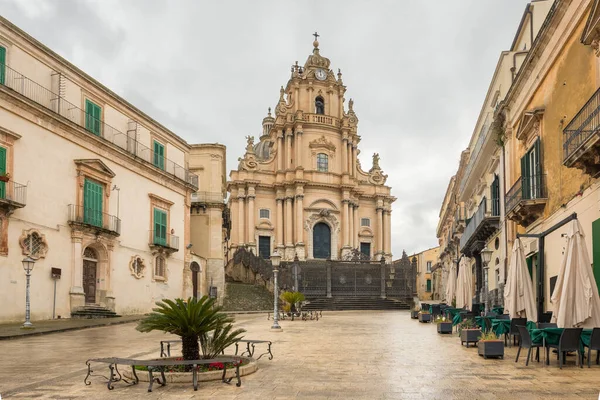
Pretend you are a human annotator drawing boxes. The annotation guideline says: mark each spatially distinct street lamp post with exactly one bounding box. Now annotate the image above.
[480,246,493,315]
[270,251,282,331]
[22,256,36,329]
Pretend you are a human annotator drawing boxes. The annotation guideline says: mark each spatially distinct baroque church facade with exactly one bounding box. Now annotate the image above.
[228,36,394,262]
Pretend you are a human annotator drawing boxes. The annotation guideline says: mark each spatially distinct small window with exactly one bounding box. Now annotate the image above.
[315,96,325,115]
[361,218,370,227]
[426,261,432,273]
[426,279,431,292]
[155,256,166,279]
[259,209,270,219]
[317,153,328,172]
[85,99,102,136]
[20,230,48,259]
[153,140,165,170]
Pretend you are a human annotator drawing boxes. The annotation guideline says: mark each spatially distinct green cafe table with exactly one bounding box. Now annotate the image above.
[530,327,593,365]
[491,319,536,344]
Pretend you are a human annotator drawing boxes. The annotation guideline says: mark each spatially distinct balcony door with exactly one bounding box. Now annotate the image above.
[153,208,168,246]
[0,147,5,199]
[521,139,541,200]
[83,179,103,228]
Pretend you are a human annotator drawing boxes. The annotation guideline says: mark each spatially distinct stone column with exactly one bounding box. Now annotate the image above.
[69,231,85,311]
[247,186,256,252]
[295,130,303,169]
[285,192,294,258]
[384,209,392,256]
[237,187,246,245]
[347,142,353,175]
[352,142,357,177]
[342,136,348,174]
[354,204,360,248]
[229,189,239,246]
[286,128,293,169]
[295,193,305,260]
[276,196,284,250]
[348,202,354,249]
[277,131,284,171]
[342,200,349,247]
[376,205,384,258]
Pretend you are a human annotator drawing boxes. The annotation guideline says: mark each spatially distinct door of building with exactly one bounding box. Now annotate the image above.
[360,242,371,258]
[82,248,97,304]
[313,223,331,259]
[258,236,271,259]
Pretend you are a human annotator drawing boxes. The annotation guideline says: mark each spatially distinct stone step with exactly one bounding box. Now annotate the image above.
[71,305,120,319]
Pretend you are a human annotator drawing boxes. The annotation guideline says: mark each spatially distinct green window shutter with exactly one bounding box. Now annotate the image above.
[592,219,600,296]
[526,255,534,279]
[154,208,167,245]
[83,179,103,227]
[426,279,431,292]
[85,99,102,136]
[153,141,165,170]
[520,153,530,200]
[0,147,6,199]
[533,138,542,198]
[0,46,5,85]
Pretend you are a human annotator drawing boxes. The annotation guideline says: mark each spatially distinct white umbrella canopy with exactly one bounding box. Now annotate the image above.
[551,220,600,328]
[445,262,457,305]
[504,238,537,322]
[455,257,473,310]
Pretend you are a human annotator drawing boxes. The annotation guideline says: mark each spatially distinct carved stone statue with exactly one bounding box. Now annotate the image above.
[372,153,380,169]
[245,135,255,152]
[348,98,354,111]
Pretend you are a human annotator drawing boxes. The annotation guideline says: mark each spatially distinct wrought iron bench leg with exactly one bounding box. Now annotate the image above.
[159,368,167,386]
[193,364,198,391]
[148,369,154,392]
[160,342,165,357]
[267,342,273,360]
[235,364,241,387]
[107,364,116,390]
[84,361,93,386]
[222,365,230,383]
[130,365,139,384]
[235,342,240,355]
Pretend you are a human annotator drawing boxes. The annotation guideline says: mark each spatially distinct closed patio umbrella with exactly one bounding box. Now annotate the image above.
[445,261,457,305]
[551,220,600,328]
[504,238,537,321]
[455,257,472,311]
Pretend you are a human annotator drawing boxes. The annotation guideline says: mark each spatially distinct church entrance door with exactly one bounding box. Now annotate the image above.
[313,223,331,259]
[82,247,98,304]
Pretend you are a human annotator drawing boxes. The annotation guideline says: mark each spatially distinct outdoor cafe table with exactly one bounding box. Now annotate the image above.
[491,319,536,337]
[530,327,593,365]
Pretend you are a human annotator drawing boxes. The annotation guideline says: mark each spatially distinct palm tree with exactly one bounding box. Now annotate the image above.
[136,296,245,361]
[280,291,305,313]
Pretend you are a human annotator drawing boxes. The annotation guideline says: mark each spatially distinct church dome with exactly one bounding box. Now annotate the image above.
[254,140,272,161]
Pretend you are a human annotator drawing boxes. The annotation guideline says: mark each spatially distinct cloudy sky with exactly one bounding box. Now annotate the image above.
[1,0,530,257]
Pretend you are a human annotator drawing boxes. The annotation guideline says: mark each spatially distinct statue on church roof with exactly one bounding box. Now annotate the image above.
[348,98,354,112]
[368,152,387,186]
[245,135,255,152]
[372,153,380,169]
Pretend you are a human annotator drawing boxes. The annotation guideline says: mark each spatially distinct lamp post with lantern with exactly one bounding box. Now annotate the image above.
[270,251,282,331]
[480,246,493,315]
[22,256,36,329]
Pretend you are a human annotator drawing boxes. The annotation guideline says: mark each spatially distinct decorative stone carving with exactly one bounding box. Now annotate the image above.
[367,153,388,185]
[304,209,340,233]
[19,228,48,259]
[309,135,336,152]
[238,135,258,171]
[129,255,145,279]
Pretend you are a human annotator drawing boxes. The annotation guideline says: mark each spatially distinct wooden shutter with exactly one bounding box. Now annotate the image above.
[0,147,6,199]
[154,208,167,245]
[85,100,101,136]
[83,179,103,227]
[0,46,5,85]
[520,153,530,200]
[426,279,431,292]
[533,138,541,198]
[153,141,165,170]
[592,219,600,296]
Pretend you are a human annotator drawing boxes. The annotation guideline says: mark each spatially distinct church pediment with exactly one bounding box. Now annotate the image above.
[74,159,116,178]
[515,107,544,142]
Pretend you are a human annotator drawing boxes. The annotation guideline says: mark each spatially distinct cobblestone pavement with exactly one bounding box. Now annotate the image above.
[0,311,599,399]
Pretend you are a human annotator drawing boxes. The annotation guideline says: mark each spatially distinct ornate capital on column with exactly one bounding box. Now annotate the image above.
[295,194,304,200]
[246,195,256,201]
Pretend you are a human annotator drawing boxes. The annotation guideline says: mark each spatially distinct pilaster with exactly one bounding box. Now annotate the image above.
[246,185,256,253]
[237,187,246,246]
[69,230,85,311]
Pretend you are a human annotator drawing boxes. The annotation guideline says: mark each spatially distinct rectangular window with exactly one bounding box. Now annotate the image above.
[426,279,431,292]
[426,261,432,273]
[85,99,102,136]
[259,209,270,219]
[491,174,500,216]
[153,140,165,171]
[317,153,328,172]
[360,218,370,227]
[83,178,103,227]
[360,242,371,257]
[520,138,541,200]
[258,236,271,259]
[0,146,6,199]
[153,208,168,246]
[0,46,5,85]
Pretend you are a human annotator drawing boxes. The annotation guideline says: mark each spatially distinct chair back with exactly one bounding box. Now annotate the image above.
[463,312,475,321]
[431,304,442,317]
[516,325,533,347]
[485,312,498,318]
[421,303,430,311]
[590,327,600,351]
[510,318,527,334]
[537,322,557,329]
[497,314,510,320]
[471,303,482,315]
[559,328,583,352]
[539,311,553,323]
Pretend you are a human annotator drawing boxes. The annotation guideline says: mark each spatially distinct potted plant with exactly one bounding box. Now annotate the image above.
[435,315,452,334]
[458,318,481,348]
[418,310,431,323]
[0,173,10,182]
[477,331,504,359]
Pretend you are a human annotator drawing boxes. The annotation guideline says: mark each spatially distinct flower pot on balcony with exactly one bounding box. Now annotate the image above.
[411,311,419,319]
[460,329,481,348]
[0,174,9,182]
[437,321,453,334]
[418,313,431,323]
[477,340,504,359]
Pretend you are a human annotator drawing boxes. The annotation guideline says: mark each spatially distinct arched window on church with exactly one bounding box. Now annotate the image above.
[317,153,328,172]
[315,96,325,115]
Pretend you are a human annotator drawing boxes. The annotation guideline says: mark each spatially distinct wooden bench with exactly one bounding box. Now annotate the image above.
[84,356,242,392]
[160,339,273,360]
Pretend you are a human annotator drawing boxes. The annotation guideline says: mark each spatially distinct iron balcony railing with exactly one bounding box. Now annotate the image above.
[0,63,198,189]
[505,174,547,214]
[563,86,600,161]
[191,191,225,204]
[149,230,179,251]
[459,113,491,193]
[460,197,500,250]
[67,204,121,235]
[0,180,27,207]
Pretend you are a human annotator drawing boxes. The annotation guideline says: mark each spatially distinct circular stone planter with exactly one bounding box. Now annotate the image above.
[122,356,258,383]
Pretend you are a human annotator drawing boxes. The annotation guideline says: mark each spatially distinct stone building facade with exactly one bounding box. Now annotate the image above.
[228,37,394,262]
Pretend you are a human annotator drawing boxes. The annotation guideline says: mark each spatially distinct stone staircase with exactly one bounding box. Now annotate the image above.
[222,282,274,312]
[71,304,120,319]
[303,297,411,311]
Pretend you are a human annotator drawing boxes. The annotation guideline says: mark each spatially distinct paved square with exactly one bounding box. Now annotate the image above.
[0,311,598,399]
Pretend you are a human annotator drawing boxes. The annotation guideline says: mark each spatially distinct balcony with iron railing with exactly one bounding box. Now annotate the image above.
[0,180,27,211]
[0,63,198,189]
[505,174,547,227]
[149,230,179,253]
[67,204,121,236]
[459,197,500,257]
[563,87,600,176]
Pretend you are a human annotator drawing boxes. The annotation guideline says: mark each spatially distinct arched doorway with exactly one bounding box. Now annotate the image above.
[83,247,98,304]
[313,222,331,259]
[190,262,200,298]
